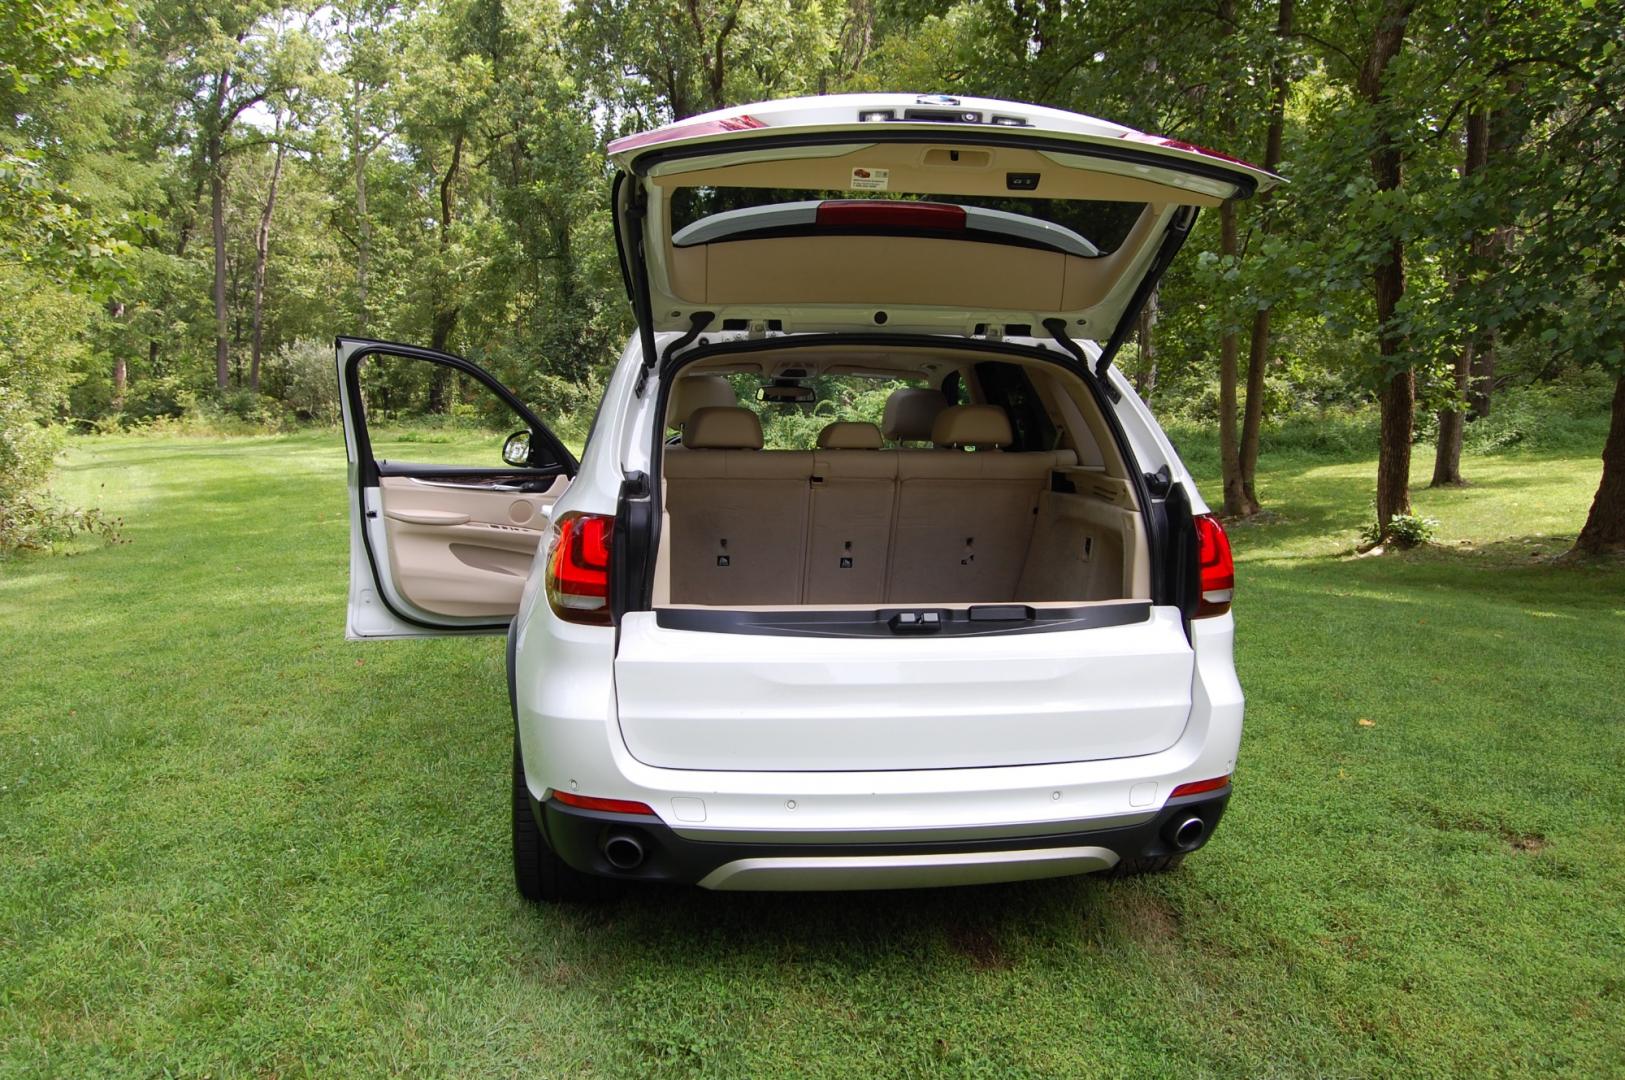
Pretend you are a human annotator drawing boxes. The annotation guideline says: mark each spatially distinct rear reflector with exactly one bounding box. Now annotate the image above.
[1194,513,1234,617]
[816,200,967,230]
[1169,775,1231,798]
[552,790,657,816]
[546,512,613,625]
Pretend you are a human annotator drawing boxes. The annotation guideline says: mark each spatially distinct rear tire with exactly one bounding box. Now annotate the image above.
[1106,852,1186,878]
[512,732,620,903]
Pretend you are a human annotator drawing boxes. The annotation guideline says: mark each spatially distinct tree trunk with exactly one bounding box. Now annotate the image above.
[1433,106,1489,487]
[1468,104,1521,420]
[108,300,128,412]
[427,131,464,414]
[210,148,229,388]
[250,128,286,394]
[352,75,372,334]
[1238,0,1295,511]
[1361,0,1418,537]
[1432,343,1470,487]
[1134,289,1158,402]
[209,69,232,391]
[1573,375,1625,556]
[1217,199,1251,517]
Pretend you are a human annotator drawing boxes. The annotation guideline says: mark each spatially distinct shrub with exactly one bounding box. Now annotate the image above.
[0,489,123,557]
[1361,512,1438,549]
[262,338,341,425]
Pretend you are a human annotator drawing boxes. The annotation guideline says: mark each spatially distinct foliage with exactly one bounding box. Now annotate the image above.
[261,337,341,424]
[1361,510,1438,550]
[0,0,1619,555]
[0,488,123,557]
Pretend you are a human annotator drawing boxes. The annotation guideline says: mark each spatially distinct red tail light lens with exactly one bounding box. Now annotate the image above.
[1169,774,1231,798]
[551,790,656,816]
[546,512,613,625]
[816,200,967,230]
[1194,513,1234,618]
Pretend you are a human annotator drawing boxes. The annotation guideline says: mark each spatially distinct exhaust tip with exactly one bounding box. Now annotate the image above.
[603,832,646,871]
[1170,815,1206,851]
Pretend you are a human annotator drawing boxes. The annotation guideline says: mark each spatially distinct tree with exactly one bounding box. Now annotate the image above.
[1236,0,1297,513]
[142,2,316,389]
[1431,105,1488,488]
[1355,0,1420,538]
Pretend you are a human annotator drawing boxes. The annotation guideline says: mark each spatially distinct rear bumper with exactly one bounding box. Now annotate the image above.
[537,787,1229,890]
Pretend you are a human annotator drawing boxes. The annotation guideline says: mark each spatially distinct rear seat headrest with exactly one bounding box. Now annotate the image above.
[816,421,883,450]
[882,388,948,442]
[669,374,737,428]
[683,406,763,449]
[932,404,1013,449]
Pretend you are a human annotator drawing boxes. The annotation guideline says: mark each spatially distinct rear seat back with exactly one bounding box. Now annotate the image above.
[886,405,1071,603]
[665,407,811,605]
[807,448,897,604]
[665,404,1081,606]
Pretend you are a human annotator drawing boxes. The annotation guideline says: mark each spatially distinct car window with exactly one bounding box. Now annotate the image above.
[358,351,535,468]
[670,187,1147,258]
[725,374,920,450]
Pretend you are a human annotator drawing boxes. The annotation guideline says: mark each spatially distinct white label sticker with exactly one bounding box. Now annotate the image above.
[849,167,890,191]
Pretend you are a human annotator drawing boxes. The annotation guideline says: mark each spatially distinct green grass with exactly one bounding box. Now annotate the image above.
[2,429,1622,1077]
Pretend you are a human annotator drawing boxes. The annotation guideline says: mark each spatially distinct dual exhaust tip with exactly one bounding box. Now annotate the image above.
[602,831,647,871]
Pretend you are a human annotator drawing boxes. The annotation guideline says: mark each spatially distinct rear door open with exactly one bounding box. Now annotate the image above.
[608,93,1279,346]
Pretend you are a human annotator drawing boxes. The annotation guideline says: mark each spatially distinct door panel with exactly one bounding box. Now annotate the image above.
[377,475,564,617]
[337,337,578,639]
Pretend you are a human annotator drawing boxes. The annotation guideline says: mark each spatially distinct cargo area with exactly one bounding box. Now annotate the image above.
[650,347,1151,611]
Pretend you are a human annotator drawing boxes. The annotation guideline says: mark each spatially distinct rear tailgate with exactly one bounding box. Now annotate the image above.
[613,605,1194,771]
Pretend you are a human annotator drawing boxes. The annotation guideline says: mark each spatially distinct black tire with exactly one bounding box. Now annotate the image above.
[1106,852,1186,878]
[512,732,621,903]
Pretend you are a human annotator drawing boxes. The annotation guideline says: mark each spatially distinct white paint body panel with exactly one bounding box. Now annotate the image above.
[504,334,1245,872]
[613,606,1195,771]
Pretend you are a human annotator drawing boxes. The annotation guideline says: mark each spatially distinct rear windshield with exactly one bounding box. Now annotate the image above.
[669,186,1146,258]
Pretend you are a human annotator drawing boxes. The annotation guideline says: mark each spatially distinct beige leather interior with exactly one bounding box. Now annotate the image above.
[656,347,1148,609]
[931,404,1013,448]
[669,374,737,428]
[661,443,1150,607]
[816,421,883,450]
[683,405,764,449]
[377,474,567,617]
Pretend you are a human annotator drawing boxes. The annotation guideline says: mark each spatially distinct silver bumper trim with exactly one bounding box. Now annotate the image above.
[696,845,1119,891]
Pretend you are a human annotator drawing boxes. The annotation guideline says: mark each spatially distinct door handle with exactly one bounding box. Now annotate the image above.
[384,509,472,526]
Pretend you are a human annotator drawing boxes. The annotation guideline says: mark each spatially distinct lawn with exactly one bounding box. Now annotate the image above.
[2,428,1622,1077]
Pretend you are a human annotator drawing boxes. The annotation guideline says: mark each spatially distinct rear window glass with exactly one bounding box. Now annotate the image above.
[725,374,919,451]
[669,187,1145,258]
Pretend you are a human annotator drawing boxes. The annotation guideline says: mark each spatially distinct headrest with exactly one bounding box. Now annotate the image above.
[931,404,1013,449]
[881,387,947,442]
[816,421,883,450]
[682,406,763,449]
[669,374,737,428]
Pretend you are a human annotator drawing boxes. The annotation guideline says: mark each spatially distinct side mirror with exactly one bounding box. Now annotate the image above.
[502,429,532,467]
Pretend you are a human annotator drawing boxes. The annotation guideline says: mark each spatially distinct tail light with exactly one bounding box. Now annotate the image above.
[1169,774,1231,798]
[1194,514,1234,618]
[546,512,613,625]
[816,200,967,230]
[551,790,656,816]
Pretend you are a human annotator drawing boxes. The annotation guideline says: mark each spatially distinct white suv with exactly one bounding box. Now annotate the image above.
[336,94,1271,900]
